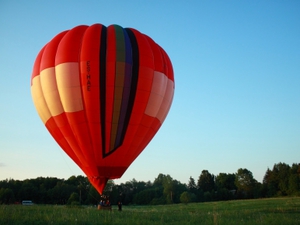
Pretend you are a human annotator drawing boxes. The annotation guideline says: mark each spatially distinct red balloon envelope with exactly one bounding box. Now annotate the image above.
[30,24,174,194]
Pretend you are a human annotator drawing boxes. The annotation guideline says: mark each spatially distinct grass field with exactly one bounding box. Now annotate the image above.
[1,197,299,225]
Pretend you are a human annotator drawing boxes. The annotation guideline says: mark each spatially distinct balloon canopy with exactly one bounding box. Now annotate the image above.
[30,23,175,194]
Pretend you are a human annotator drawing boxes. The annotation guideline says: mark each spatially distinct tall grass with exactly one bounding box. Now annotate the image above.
[0,197,299,225]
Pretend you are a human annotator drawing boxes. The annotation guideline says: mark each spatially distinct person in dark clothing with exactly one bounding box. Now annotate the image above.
[117,201,122,211]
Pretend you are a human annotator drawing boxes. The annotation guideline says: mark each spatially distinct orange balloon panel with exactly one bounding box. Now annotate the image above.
[30,24,175,194]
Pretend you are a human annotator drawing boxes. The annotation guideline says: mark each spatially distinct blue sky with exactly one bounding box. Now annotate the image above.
[0,1,299,185]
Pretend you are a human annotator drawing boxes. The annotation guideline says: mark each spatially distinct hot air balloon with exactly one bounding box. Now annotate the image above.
[30,24,174,194]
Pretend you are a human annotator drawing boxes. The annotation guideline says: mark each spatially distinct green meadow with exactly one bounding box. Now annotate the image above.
[1,197,299,225]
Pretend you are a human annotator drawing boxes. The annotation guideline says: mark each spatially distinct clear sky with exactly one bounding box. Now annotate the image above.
[0,1,299,185]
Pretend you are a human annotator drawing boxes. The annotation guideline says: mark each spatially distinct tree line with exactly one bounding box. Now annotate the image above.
[0,162,299,205]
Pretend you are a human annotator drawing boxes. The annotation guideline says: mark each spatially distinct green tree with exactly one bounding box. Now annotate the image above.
[0,188,15,204]
[65,175,89,204]
[87,185,101,205]
[162,175,175,203]
[187,176,197,193]
[118,179,141,205]
[215,173,236,190]
[133,188,161,205]
[172,179,187,203]
[180,191,191,204]
[48,181,76,204]
[197,170,215,193]
[263,163,295,197]
[153,174,166,186]
[154,174,182,204]
[235,168,256,198]
[215,173,236,200]
[288,163,300,195]
[263,168,277,197]
[67,192,79,205]
[276,162,290,195]
[19,180,38,202]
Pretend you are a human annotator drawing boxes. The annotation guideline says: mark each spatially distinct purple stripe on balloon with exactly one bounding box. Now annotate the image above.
[114,28,133,148]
